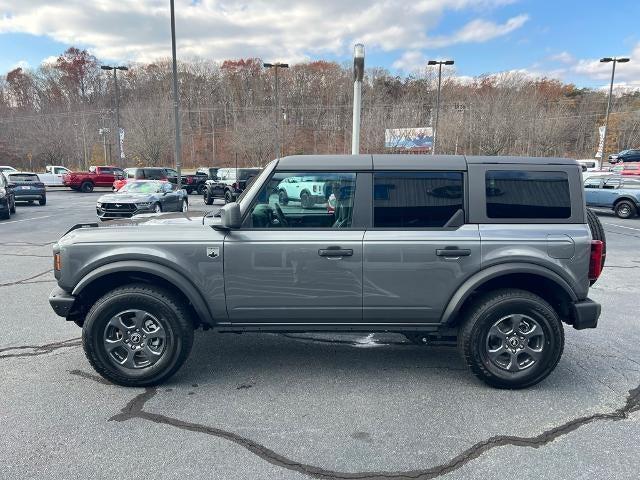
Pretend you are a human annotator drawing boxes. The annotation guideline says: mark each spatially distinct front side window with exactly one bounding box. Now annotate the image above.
[603,177,621,189]
[486,170,571,219]
[374,172,463,228]
[245,172,356,229]
[584,178,602,189]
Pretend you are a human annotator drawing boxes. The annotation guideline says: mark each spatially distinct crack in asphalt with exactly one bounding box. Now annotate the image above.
[0,241,55,247]
[0,253,52,258]
[0,337,81,359]
[71,370,640,480]
[0,269,53,287]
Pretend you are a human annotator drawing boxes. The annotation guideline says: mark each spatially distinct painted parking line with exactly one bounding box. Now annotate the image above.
[603,222,640,232]
[1,215,53,225]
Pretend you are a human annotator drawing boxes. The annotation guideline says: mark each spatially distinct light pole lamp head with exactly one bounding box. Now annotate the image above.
[600,57,613,63]
[444,60,455,65]
[100,65,113,70]
[353,43,365,82]
[116,66,129,71]
[617,57,630,63]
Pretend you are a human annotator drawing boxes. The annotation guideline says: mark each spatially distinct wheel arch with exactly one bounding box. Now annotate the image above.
[71,261,214,328]
[443,263,578,327]
[613,196,638,207]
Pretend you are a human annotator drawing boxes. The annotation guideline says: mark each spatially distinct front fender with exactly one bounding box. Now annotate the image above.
[441,262,578,326]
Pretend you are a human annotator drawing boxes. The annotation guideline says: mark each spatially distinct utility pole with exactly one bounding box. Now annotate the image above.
[264,62,289,160]
[427,59,454,155]
[170,0,183,189]
[100,64,128,165]
[600,56,630,161]
[351,44,365,155]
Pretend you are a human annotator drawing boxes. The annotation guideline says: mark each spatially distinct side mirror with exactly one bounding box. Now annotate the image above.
[218,202,241,229]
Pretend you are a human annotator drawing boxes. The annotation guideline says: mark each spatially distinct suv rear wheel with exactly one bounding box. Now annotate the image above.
[82,284,194,387]
[458,289,564,389]
[614,200,636,219]
[80,181,94,193]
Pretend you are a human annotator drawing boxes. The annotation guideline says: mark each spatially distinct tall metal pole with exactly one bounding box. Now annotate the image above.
[432,63,442,155]
[602,60,616,162]
[170,0,182,189]
[275,66,280,160]
[351,44,364,155]
[113,68,121,165]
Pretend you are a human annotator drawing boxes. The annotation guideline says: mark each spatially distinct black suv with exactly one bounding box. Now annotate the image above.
[609,149,640,163]
[204,167,261,204]
[0,172,17,219]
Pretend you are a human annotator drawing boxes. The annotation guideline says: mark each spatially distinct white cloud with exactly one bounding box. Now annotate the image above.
[549,51,574,64]
[392,51,427,73]
[573,43,640,83]
[40,55,58,66]
[0,0,528,64]
[9,59,29,70]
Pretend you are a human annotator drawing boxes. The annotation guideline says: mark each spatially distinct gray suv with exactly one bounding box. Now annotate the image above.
[49,155,604,389]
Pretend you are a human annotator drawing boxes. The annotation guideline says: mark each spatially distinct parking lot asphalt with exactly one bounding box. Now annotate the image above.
[1,191,639,479]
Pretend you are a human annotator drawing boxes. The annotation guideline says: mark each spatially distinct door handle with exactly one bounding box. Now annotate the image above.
[318,247,353,257]
[436,248,471,257]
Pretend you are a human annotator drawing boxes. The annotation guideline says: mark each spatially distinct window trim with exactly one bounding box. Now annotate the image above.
[369,170,468,231]
[239,169,367,231]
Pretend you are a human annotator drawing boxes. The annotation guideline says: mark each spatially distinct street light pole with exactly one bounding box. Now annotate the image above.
[170,0,182,189]
[264,62,289,160]
[600,56,630,162]
[352,44,365,155]
[101,64,128,165]
[427,59,454,155]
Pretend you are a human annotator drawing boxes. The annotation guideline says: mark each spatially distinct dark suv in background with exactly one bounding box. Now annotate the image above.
[204,167,261,204]
[609,149,640,163]
[0,171,17,219]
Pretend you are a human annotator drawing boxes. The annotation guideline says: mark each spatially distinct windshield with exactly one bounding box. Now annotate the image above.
[238,161,276,213]
[9,173,40,182]
[119,181,164,193]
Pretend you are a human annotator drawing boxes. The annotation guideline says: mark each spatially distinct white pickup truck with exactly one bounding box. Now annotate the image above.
[38,165,72,186]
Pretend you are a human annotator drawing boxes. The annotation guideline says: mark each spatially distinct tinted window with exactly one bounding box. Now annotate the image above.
[246,172,355,229]
[584,178,602,189]
[144,169,166,180]
[8,173,39,182]
[486,171,571,219]
[374,172,463,228]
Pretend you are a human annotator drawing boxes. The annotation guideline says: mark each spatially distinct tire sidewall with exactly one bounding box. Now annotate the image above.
[83,290,186,385]
[467,296,563,387]
[615,201,634,219]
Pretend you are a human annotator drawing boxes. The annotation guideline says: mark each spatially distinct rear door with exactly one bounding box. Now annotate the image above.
[363,171,480,323]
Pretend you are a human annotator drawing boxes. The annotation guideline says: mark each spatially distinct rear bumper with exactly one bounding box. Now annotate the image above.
[49,287,76,318]
[14,192,45,200]
[571,298,601,330]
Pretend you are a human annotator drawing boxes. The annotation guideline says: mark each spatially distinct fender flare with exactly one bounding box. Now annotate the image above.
[442,262,578,325]
[72,260,214,325]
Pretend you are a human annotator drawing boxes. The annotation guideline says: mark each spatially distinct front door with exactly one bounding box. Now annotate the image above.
[363,171,480,323]
[224,170,363,324]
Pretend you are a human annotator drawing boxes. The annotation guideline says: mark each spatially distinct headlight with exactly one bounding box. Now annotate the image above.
[96,202,102,208]
[135,202,152,208]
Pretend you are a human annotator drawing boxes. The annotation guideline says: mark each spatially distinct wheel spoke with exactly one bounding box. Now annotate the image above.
[488,324,506,341]
[509,314,523,334]
[132,310,149,329]
[104,338,124,353]
[121,349,137,369]
[486,344,505,362]
[507,351,521,372]
[523,345,543,363]
[142,344,163,359]
[107,315,129,332]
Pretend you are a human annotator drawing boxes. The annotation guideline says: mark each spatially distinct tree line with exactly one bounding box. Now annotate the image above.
[1,47,639,171]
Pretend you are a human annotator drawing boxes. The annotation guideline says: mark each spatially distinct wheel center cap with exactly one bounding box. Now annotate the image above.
[130,333,142,344]
[508,336,519,348]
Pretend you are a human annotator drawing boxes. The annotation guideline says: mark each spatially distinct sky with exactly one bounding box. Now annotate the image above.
[0,0,639,89]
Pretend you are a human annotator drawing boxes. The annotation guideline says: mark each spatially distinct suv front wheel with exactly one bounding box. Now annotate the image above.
[458,289,564,389]
[82,284,194,387]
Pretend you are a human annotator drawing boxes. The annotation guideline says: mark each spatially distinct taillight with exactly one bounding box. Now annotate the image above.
[589,240,604,281]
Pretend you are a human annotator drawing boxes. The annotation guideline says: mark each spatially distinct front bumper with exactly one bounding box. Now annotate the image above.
[570,298,601,330]
[49,287,76,318]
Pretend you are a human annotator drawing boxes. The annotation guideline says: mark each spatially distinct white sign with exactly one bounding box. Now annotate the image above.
[119,128,125,159]
[595,125,605,159]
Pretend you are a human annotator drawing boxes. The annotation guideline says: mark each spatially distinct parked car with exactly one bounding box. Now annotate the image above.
[608,149,640,164]
[64,166,125,192]
[49,154,604,389]
[38,165,72,186]
[6,172,46,205]
[181,167,219,195]
[584,175,640,218]
[96,180,188,220]
[203,167,261,204]
[0,171,16,219]
[0,165,18,174]
[276,175,328,208]
[113,167,178,191]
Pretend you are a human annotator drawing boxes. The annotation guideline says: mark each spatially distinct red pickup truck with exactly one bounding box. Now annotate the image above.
[63,166,124,193]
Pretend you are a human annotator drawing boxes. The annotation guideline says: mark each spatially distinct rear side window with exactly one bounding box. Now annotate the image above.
[144,169,165,180]
[374,172,463,228]
[623,179,640,189]
[486,171,570,219]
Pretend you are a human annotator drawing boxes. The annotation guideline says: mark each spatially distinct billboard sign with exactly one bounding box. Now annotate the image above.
[385,127,433,152]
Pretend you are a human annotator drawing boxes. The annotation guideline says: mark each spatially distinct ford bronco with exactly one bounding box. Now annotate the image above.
[49,154,604,389]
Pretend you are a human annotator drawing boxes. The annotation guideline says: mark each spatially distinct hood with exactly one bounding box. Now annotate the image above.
[97,192,158,203]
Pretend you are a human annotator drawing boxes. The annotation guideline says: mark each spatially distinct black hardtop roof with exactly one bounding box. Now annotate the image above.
[276,154,579,171]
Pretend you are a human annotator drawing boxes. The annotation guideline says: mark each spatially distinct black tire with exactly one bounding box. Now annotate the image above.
[458,288,564,389]
[82,283,194,387]
[614,200,636,219]
[224,190,234,204]
[39,197,47,206]
[204,189,214,205]
[9,198,16,213]
[300,191,312,209]
[80,181,94,193]
[197,183,206,196]
[586,207,606,285]
[0,204,9,219]
[154,202,162,214]
[278,189,289,205]
[179,199,188,213]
